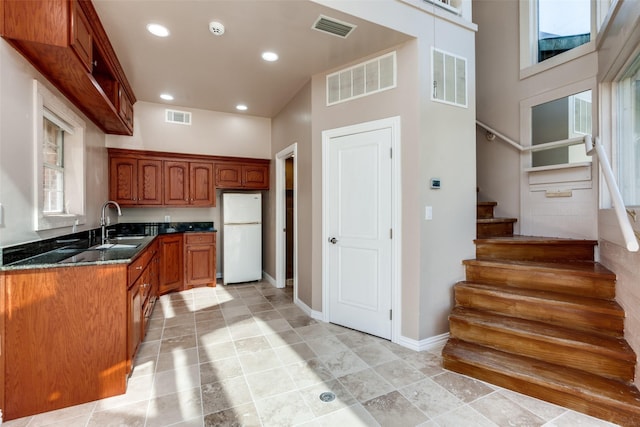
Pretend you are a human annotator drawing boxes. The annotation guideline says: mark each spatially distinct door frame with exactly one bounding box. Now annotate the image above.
[321,117,402,343]
[275,143,298,293]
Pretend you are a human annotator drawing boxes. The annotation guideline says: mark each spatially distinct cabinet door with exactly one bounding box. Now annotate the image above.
[189,162,215,206]
[242,164,269,189]
[164,161,189,205]
[184,233,216,288]
[215,163,242,188]
[137,159,163,205]
[118,87,134,132]
[109,156,137,205]
[70,1,93,72]
[158,234,184,295]
[127,279,142,366]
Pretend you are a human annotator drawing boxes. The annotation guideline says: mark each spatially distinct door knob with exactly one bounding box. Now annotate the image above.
[329,237,338,244]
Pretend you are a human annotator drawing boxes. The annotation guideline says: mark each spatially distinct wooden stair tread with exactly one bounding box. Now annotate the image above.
[443,339,640,424]
[477,218,517,224]
[456,281,623,315]
[463,258,616,278]
[477,201,497,207]
[450,306,633,359]
[475,235,598,246]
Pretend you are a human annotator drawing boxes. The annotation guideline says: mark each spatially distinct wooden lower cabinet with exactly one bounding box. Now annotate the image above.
[158,234,184,295]
[184,232,217,288]
[3,265,128,420]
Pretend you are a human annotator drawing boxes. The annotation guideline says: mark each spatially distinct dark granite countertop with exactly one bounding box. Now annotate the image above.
[1,222,215,270]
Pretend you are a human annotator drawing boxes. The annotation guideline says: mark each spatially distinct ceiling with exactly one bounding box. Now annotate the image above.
[92,0,413,118]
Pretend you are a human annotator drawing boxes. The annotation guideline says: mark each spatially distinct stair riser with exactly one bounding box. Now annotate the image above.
[477,223,513,238]
[454,288,624,337]
[477,205,494,219]
[442,355,640,427]
[475,242,594,262]
[449,319,634,381]
[464,265,616,299]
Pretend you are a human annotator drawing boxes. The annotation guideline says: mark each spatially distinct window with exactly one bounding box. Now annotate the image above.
[617,55,640,206]
[537,0,590,63]
[34,80,86,230]
[531,90,592,167]
[519,0,604,73]
[42,115,65,213]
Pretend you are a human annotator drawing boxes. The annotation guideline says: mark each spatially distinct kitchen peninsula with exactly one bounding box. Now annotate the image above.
[0,222,215,420]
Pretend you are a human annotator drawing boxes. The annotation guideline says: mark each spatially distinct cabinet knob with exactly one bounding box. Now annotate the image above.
[136,266,143,270]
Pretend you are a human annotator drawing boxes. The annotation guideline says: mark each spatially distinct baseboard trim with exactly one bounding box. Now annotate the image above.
[295,297,324,321]
[262,271,277,287]
[396,332,449,352]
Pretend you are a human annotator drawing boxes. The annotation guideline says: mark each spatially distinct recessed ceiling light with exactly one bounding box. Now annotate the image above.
[147,23,170,37]
[262,51,279,62]
[236,104,248,111]
[160,93,174,101]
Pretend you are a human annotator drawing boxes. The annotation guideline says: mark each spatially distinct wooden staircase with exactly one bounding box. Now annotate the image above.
[476,201,517,238]
[442,202,640,426]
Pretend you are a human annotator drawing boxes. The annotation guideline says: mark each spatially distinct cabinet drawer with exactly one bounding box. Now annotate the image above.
[185,233,215,245]
[128,247,153,285]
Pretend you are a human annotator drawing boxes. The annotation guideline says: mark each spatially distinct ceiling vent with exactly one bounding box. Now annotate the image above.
[312,15,356,38]
[165,109,192,125]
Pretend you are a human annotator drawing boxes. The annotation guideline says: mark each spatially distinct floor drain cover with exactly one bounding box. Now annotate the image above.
[319,392,336,402]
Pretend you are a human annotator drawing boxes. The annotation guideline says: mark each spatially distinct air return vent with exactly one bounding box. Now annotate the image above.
[326,51,396,105]
[165,109,192,125]
[312,15,356,38]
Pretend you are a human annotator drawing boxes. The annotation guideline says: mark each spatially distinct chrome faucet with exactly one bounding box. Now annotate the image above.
[100,200,122,244]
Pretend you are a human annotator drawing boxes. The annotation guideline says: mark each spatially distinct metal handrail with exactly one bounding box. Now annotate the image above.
[585,136,639,252]
[523,136,585,152]
[476,120,524,151]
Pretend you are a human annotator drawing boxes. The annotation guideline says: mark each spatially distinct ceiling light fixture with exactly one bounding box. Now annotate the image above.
[209,21,225,36]
[236,104,248,111]
[262,51,279,62]
[147,23,170,37]
[160,93,174,101]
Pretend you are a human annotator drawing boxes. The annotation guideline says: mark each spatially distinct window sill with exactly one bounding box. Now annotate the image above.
[520,41,596,80]
[36,214,86,231]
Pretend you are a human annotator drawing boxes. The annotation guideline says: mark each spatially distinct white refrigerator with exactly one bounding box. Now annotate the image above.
[222,193,262,285]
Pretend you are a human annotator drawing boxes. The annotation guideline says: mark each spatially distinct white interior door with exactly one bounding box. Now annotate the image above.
[326,126,392,339]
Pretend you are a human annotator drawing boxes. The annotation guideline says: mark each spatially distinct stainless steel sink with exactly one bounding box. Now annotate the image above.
[113,236,146,241]
[92,243,140,250]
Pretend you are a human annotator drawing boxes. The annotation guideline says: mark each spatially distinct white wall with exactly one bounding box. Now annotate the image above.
[0,40,108,248]
[310,0,477,343]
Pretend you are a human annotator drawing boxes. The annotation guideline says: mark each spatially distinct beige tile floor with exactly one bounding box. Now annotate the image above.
[5,281,620,427]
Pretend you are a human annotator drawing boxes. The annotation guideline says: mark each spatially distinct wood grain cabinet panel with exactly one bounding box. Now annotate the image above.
[184,232,217,288]
[3,265,128,420]
[189,162,215,206]
[70,1,92,72]
[158,234,184,295]
[164,161,189,205]
[109,156,162,206]
[215,162,269,190]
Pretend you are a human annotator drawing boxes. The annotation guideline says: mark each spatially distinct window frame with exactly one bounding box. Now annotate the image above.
[33,80,86,231]
[519,0,602,79]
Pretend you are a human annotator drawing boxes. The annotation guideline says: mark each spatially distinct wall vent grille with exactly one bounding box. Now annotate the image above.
[312,15,356,38]
[165,109,192,125]
[326,51,396,106]
[431,48,467,108]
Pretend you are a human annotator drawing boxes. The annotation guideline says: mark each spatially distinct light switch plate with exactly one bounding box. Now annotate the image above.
[425,206,433,220]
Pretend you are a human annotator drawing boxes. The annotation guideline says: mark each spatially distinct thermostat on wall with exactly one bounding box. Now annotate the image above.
[430,178,441,189]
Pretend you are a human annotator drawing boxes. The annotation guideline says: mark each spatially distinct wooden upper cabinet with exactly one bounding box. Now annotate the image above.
[190,162,215,206]
[215,162,269,190]
[164,161,189,205]
[137,159,163,205]
[1,0,136,135]
[109,156,162,206]
[70,1,92,72]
